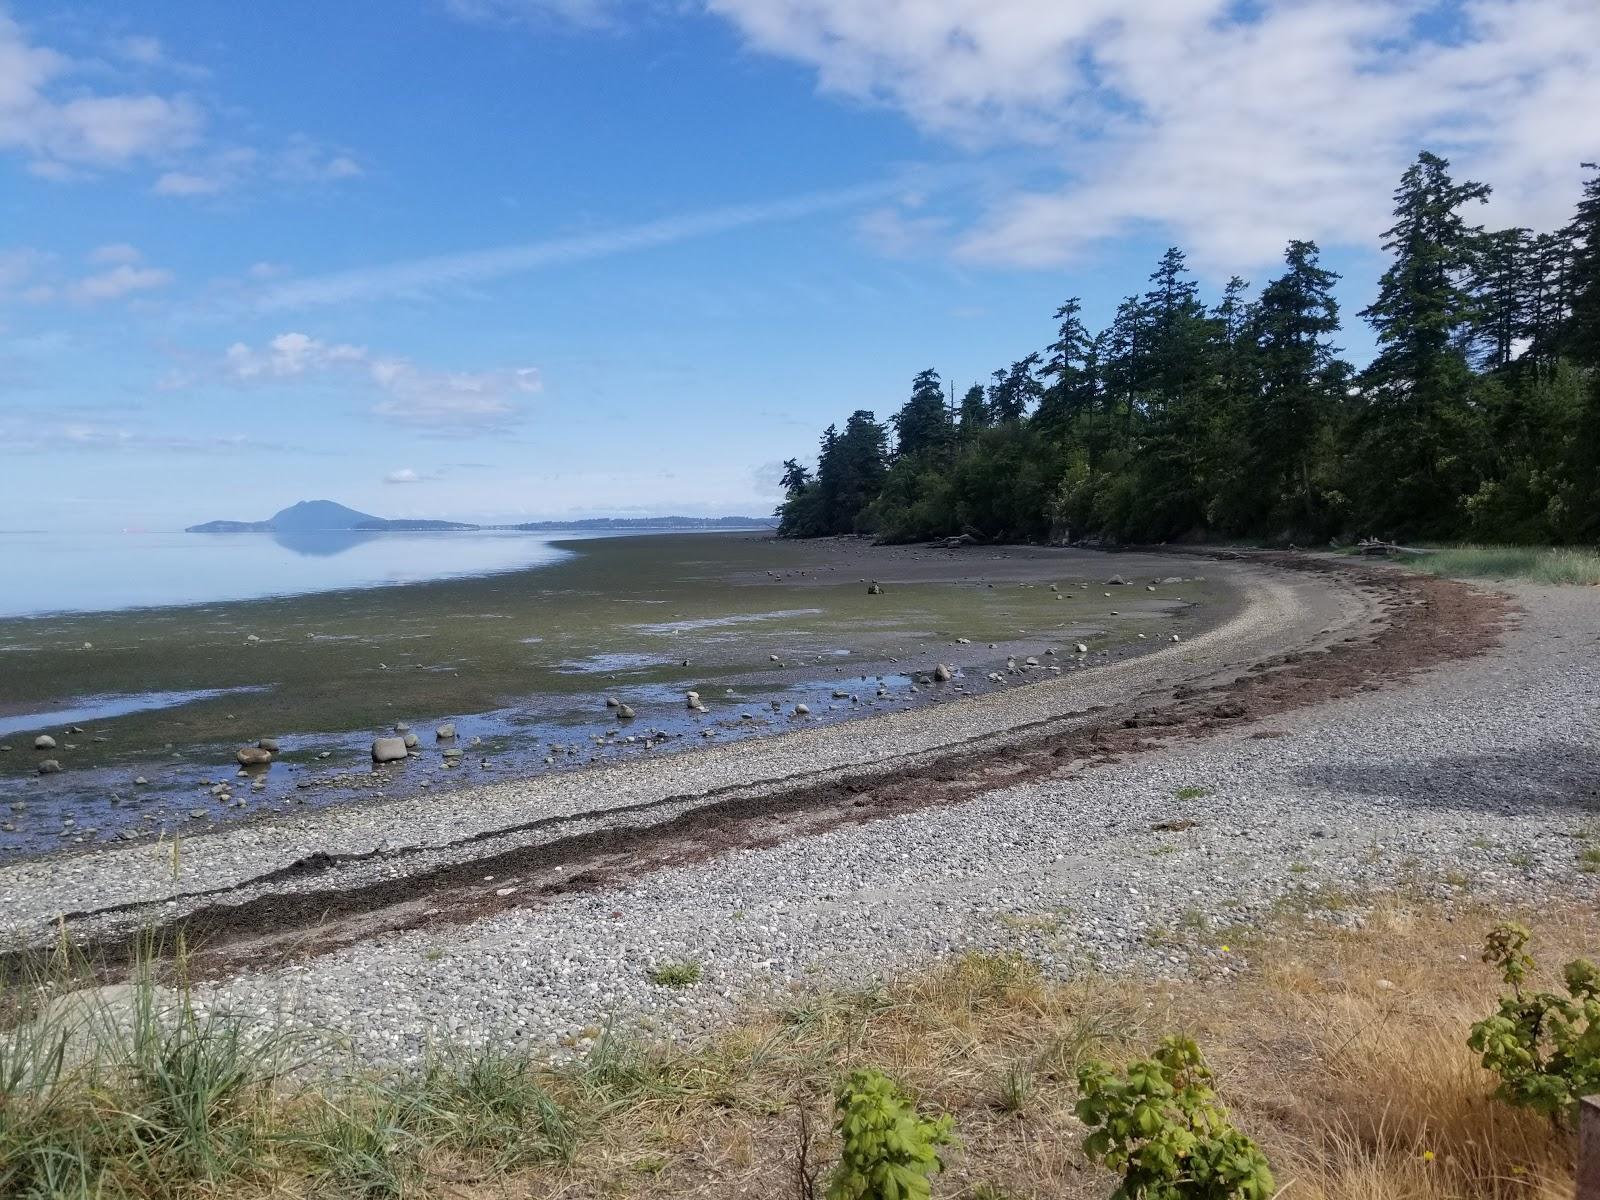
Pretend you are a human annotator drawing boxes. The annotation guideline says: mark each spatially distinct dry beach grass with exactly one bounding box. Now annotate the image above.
[1,898,1588,1198]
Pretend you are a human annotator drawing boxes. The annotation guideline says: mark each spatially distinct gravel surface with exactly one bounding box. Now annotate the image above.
[0,554,1357,942]
[170,575,1600,1065]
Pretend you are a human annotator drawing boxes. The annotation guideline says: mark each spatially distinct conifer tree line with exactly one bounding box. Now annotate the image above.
[775,153,1600,545]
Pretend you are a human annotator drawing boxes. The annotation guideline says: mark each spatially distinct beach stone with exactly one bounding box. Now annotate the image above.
[34,735,56,750]
[685,692,701,709]
[371,737,408,764]
[436,723,456,740]
[236,746,272,766]
[604,697,620,709]
[1075,642,1089,654]
[133,776,148,785]
[933,664,953,682]
[394,723,410,733]
[867,582,883,595]
[402,733,420,749]
[794,703,811,716]
[38,759,61,774]
[257,737,280,752]
[442,747,464,759]
[1106,575,1128,585]
[616,704,636,720]
[246,634,261,643]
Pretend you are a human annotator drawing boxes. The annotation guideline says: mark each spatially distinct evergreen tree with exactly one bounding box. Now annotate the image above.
[891,369,953,457]
[958,383,989,432]
[1355,151,1491,534]
[1247,240,1345,529]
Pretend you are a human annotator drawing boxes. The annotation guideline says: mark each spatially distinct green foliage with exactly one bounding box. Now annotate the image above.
[778,156,1600,549]
[1075,1035,1275,1200]
[825,1068,954,1200]
[647,961,703,988]
[1466,922,1600,1124]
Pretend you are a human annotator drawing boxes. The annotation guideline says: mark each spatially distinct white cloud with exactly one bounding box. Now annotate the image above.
[1,244,174,305]
[705,0,1600,270]
[219,333,541,428]
[153,169,225,196]
[88,242,143,265]
[0,14,360,197]
[385,467,422,484]
[68,262,174,302]
[445,0,622,30]
[0,15,203,172]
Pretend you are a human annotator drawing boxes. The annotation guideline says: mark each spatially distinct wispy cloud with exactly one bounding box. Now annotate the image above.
[0,13,361,199]
[0,243,175,305]
[252,179,905,310]
[216,332,541,429]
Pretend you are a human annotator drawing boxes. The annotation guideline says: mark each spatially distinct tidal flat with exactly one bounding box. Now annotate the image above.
[0,533,1226,859]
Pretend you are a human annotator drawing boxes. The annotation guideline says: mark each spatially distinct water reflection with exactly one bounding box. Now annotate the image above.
[270,530,378,557]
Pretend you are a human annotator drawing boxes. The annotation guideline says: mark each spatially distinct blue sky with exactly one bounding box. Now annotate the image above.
[1,0,1595,530]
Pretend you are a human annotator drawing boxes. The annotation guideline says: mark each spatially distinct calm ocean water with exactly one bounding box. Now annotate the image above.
[0,529,620,617]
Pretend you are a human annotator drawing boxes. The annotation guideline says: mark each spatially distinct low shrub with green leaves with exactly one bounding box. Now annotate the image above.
[1467,921,1600,1125]
[826,1068,954,1200]
[1075,1035,1274,1200]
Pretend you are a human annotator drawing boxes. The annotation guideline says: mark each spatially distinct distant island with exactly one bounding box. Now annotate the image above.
[186,499,777,534]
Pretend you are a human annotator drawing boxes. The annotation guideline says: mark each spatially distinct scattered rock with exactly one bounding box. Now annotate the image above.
[133,776,148,786]
[685,691,701,709]
[604,697,620,709]
[246,634,261,643]
[867,582,884,595]
[616,704,636,720]
[257,737,280,752]
[37,759,61,775]
[933,664,953,682]
[1074,642,1089,654]
[793,703,811,716]
[33,735,56,750]
[372,737,409,764]
[1106,575,1128,585]
[402,733,420,749]
[236,746,273,766]
[436,723,456,740]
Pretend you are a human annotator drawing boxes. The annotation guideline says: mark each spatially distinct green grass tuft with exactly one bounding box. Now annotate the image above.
[646,961,703,988]
[1399,544,1600,586]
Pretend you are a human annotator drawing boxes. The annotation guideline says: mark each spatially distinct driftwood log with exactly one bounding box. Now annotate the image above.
[1356,539,1434,557]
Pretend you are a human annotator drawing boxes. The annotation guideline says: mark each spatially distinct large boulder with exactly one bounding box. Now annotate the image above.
[372,737,408,764]
[34,735,55,750]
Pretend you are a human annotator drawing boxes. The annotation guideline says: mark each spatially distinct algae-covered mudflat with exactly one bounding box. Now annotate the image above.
[0,533,1225,859]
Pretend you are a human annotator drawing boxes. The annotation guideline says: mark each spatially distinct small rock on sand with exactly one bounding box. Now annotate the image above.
[257,737,280,752]
[236,746,272,766]
[616,704,636,720]
[436,723,456,739]
[933,664,953,682]
[34,735,56,750]
[38,759,61,775]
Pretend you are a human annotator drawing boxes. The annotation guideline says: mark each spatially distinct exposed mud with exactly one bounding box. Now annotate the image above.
[5,553,1512,984]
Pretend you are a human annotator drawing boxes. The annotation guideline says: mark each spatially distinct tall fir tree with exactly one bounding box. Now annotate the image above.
[1356,151,1491,535]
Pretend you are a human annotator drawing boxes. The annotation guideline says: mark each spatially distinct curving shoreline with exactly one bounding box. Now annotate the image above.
[3,550,1371,947]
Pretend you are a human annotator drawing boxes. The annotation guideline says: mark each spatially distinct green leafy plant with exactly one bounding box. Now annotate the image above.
[1466,921,1600,1125]
[826,1068,954,1200]
[1076,1035,1274,1200]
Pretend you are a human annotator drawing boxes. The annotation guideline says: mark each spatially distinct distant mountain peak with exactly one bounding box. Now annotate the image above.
[269,500,380,530]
